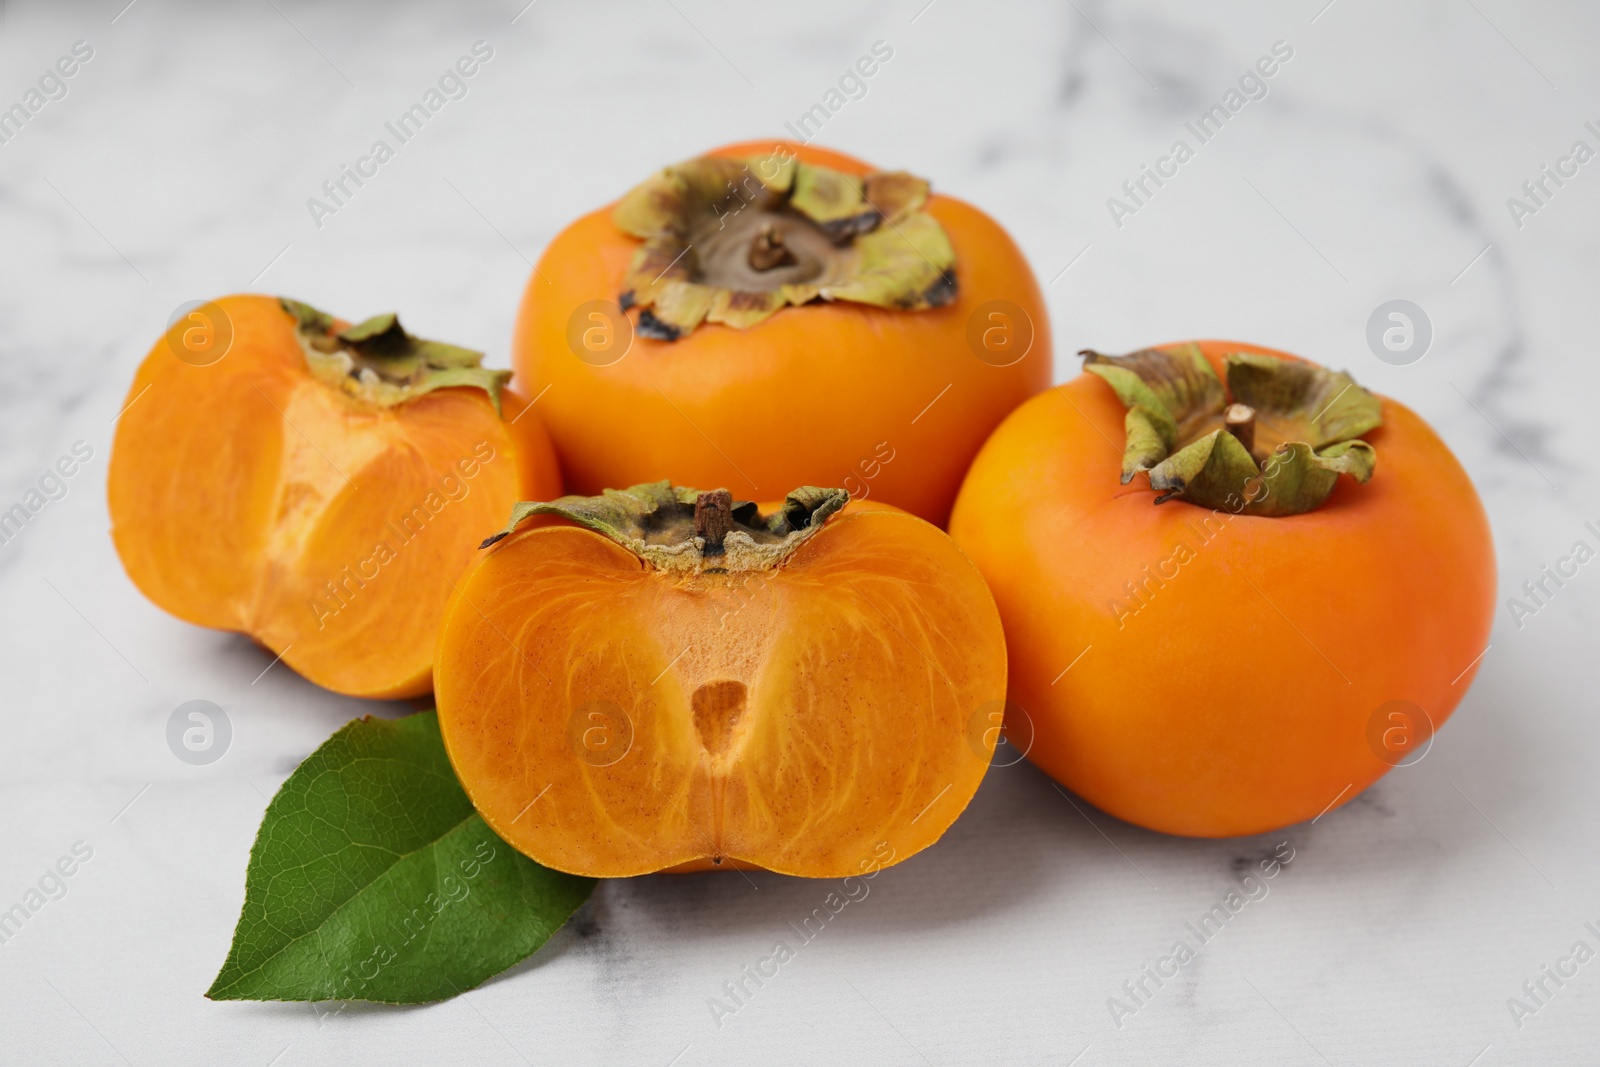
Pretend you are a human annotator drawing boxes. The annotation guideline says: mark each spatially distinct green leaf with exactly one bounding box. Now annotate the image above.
[206,711,594,1005]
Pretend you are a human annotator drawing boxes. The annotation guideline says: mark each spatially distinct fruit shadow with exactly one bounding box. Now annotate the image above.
[528,757,1095,962]
[529,686,1526,978]
[219,634,431,761]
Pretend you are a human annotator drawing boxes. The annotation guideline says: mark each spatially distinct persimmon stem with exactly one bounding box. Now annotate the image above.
[1225,403,1256,456]
[695,489,734,554]
[747,225,797,271]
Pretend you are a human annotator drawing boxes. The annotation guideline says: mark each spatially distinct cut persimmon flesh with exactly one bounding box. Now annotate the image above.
[108,295,561,698]
[435,485,1006,878]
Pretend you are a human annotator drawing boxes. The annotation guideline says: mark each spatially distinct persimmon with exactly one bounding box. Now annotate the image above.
[434,483,1006,877]
[511,139,1050,526]
[949,341,1495,837]
[109,295,562,699]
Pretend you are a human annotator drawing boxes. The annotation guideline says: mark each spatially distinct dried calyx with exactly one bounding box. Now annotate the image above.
[282,298,511,414]
[481,482,850,572]
[613,151,958,340]
[1080,345,1383,517]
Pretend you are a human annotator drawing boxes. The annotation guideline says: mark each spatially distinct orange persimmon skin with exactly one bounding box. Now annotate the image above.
[511,140,1051,527]
[434,500,1007,878]
[949,341,1496,837]
[108,294,562,699]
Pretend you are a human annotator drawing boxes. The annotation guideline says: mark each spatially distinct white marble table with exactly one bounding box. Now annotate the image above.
[2,0,1597,1063]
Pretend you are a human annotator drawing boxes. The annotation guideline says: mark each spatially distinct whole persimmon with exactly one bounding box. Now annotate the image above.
[511,139,1050,526]
[949,341,1495,837]
[434,483,1006,877]
[109,295,562,699]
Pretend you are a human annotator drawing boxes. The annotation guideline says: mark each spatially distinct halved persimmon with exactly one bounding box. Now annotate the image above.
[950,341,1495,837]
[108,294,562,698]
[434,483,1006,877]
[511,140,1050,526]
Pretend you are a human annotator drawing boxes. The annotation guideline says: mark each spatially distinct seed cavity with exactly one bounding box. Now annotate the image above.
[692,680,748,757]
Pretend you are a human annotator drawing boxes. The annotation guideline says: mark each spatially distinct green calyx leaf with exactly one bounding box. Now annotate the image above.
[206,711,593,1005]
[1226,351,1383,447]
[480,480,850,572]
[612,153,957,340]
[1079,345,1383,517]
[1082,345,1224,483]
[281,298,512,415]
